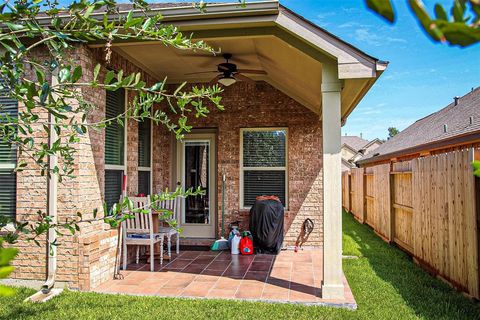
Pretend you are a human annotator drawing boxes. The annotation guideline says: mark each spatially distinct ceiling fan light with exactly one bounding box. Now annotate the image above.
[218,75,236,86]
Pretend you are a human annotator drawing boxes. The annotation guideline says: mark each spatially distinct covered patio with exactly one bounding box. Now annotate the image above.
[83,1,385,300]
[94,249,355,307]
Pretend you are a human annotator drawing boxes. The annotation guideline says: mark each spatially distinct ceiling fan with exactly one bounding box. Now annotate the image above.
[185,53,267,87]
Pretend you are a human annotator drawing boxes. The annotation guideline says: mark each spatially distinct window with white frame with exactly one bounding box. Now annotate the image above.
[137,118,151,196]
[240,128,287,208]
[104,88,125,212]
[0,82,17,219]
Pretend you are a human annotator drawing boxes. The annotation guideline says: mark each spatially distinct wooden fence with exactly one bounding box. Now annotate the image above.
[342,148,480,299]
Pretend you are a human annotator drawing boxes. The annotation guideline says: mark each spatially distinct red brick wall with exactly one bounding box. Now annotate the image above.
[9,44,324,292]
[152,82,324,246]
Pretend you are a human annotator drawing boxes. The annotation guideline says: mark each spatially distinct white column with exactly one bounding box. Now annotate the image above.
[321,63,344,299]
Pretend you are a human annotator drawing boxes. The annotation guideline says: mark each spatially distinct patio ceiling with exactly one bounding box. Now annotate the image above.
[88,1,387,119]
[113,35,323,113]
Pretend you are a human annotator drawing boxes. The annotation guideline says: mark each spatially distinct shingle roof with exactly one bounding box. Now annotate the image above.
[341,136,369,152]
[361,87,480,162]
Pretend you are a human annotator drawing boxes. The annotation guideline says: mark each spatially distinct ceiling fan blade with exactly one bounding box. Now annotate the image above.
[209,74,222,85]
[184,71,218,75]
[237,69,267,75]
[235,73,255,84]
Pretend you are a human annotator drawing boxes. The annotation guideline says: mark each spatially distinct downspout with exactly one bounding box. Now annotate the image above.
[42,69,59,294]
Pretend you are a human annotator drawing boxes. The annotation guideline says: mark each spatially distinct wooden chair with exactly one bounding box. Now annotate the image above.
[157,196,180,259]
[122,196,163,271]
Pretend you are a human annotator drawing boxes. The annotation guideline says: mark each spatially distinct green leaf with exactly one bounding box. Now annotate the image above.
[72,66,82,82]
[124,17,143,29]
[434,4,448,21]
[451,0,466,22]
[438,21,480,46]
[93,64,101,82]
[4,22,25,31]
[366,0,395,23]
[105,70,115,85]
[59,68,70,83]
[473,161,480,177]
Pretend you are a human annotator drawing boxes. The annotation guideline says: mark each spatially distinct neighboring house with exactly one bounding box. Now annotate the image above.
[341,135,382,171]
[358,87,480,167]
[0,2,386,299]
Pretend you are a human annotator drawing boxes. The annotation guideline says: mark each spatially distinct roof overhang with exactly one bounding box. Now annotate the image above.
[85,1,387,119]
[358,129,480,166]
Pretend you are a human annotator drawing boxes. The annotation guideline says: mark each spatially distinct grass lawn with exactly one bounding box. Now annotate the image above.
[1,211,479,320]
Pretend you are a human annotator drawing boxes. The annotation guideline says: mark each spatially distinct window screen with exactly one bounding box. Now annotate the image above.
[241,129,287,207]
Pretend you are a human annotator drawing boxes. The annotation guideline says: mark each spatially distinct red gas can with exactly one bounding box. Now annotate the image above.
[239,232,254,255]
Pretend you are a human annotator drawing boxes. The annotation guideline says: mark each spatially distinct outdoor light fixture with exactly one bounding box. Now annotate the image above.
[218,75,236,86]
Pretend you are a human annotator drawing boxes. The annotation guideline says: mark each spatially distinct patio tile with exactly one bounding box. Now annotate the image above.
[181,281,216,297]
[162,274,196,288]
[95,249,355,307]
[178,251,202,259]
[199,251,219,257]
[213,277,241,290]
[288,290,318,303]
[291,273,315,286]
[248,261,272,272]
[214,252,232,261]
[253,254,274,262]
[235,282,265,299]
[157,287,183,297]
[194,274,219,282]
[200,269,223,277]
[163,259,193,270]
[194,256,216,264]
[265,277,290,289]
[290,284,316,295]
[243,271,268,282]
[205,260,230,271]
[269,267,291,280]
[271,261,292,268]
[262,283,290,301]
[207,288,238,299]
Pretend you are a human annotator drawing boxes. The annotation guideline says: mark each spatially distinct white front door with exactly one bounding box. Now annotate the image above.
[177,133,216,238]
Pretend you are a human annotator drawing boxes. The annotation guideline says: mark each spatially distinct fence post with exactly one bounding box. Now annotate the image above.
[388,163,395,243]
[361,167,366,224]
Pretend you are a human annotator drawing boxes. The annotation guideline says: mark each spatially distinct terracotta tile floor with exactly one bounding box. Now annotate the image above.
[94,249,356,307]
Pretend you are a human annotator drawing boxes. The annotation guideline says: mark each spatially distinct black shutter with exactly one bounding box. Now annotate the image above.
[105,89,125,165]
[0,81,18,164]
[105,170,123,213]
[138,119,151,167]
[0,170,16,218]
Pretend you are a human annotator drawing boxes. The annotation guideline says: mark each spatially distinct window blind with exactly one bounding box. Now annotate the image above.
[105,169,123,213]
[138,170,150,196]
[105,89,125,165]
[241,129,287,208]
[243,170,286,206]
[138,119,151,167]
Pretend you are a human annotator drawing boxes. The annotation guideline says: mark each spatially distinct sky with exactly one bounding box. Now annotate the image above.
[59,0,480,140]
[282,0,480,140]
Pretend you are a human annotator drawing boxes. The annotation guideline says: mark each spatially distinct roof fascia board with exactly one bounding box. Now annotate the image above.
[35,1,279,25]
[358,130,480,166]
[275,8,377,79]
[342,143,358,154]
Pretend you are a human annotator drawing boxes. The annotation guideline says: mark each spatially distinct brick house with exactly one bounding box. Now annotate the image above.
[1,2,386,299]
